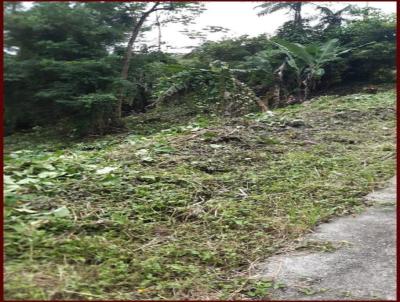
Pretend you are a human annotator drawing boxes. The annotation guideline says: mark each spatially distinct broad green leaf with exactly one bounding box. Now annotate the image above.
[318,39,340,63]
[42,164,56,171]
[273,39,314,65]
[10,223,29,234]
[4,194,19,206]
[17,178,39,185]
[4,175,15,184]
[286,56,300,72]
[4,184,21,193]
[51,206,71,218]
[96,167,117,175]
[37,171,60,178]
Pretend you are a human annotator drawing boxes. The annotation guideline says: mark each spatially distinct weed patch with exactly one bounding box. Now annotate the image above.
[4,89,396,300]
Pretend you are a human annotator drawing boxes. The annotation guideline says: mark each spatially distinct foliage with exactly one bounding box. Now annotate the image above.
[3,2,397,299]
[4,2,127,134]
[4,2,204,134]
[186,35,270,66]
[5,2,124,60]
[272,38,371,100]
[275,20,319,44]
[153,61,259,115]
[256,2,308,26]
[60,93,118,136]
[4,1,396,136]
[113,2,205,122]
[316,4,353,31]
[123,52,181,112]
[185,7,395,103]
[239,50,276,88]
[5,55,119,135]
[338,13,396,83]
[4,89,396,299]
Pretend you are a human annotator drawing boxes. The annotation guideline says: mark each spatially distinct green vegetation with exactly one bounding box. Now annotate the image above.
[4,2,396,300]
[5,89,395,299]
[5,2,395,135]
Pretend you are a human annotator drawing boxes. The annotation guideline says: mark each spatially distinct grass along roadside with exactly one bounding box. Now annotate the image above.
[4,89,396,300]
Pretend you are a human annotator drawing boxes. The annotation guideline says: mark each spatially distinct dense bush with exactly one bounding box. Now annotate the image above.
[60,93,118,136]
[187,9,395,101]
[153,61,259,115]
[4,2,125,135]
[5,55,119,134]
[4,2,396,136]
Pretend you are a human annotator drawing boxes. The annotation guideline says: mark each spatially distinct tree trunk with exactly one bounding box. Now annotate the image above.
[11,3,17,13]
[156,13,162,52]
[294,3,302,27]
[114,2,160,122]
[272,60,286,108]
[115,17,146,121]
[303,74,313,101]
[303,84,309,101]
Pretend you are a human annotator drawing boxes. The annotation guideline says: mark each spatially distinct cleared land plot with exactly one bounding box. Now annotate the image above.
[4,89,396,300]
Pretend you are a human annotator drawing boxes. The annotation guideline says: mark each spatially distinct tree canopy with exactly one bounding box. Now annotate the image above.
[4,2,396,135]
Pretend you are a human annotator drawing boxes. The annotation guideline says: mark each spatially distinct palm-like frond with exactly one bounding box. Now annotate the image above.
[271,41,300,73]
[317,38,340,63]
[316,6,334,17]
[256,2,300,16]
[317,4,353,26]
[273,39,314,65]
[271,38,373,99]
[335,5,352,16]
[273,39,352,79]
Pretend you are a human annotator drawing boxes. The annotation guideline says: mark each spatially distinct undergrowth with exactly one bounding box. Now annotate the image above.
[4,89,396,300]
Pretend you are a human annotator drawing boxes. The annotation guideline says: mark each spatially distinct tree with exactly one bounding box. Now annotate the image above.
[4,2,204,134]
[187,35,269,67]
[256,2,308,27]
[4,2,395,136]
[182,25,229,43]
[115,2,205,122]
[5,2,125,60]
[4,1,23,14]
[4,2,127,134]
[275,20,318,44]
[155,12,162,52]
[256,2,316,44]
[338,11,396,83]
[316,5,352,31]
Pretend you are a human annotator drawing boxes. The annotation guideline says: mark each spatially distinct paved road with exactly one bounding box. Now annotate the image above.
[252,177,396,300]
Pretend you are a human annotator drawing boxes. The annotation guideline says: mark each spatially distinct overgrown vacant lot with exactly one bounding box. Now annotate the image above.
[4,89,396,300]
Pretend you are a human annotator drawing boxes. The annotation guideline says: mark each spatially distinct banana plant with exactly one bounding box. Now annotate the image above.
[272,38,370,100]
